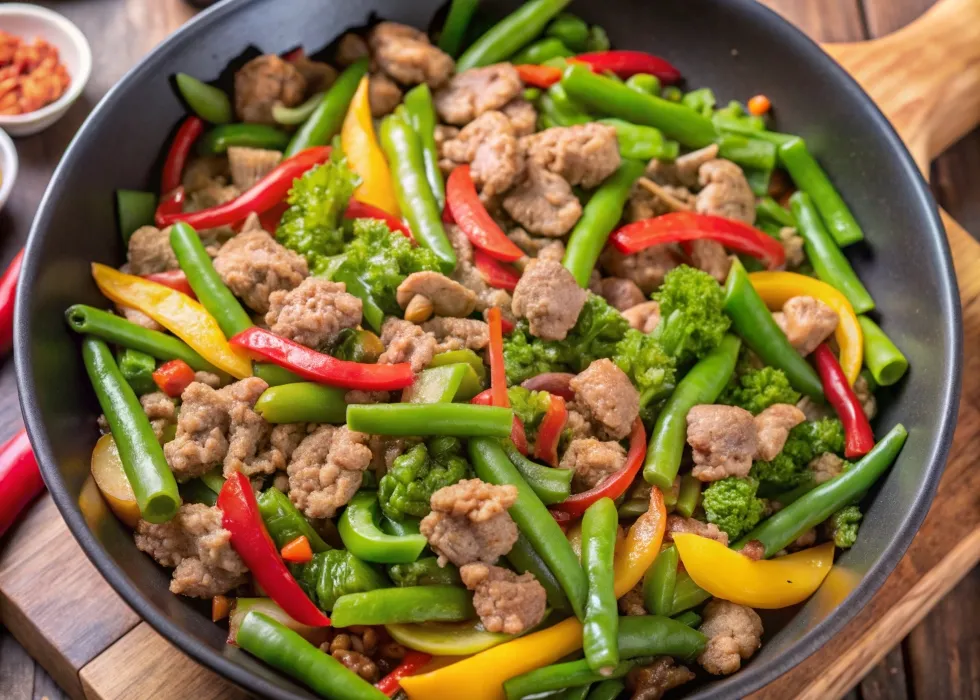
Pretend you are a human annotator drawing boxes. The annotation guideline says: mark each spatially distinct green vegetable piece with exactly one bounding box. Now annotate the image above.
[504,658,637,700]
[827,504,862,548]
[585,25,610,52]
[507,386,552,442]
[625,73,661,96]
[272,91,325,126]
[175,73,232,124]
[430,348,487,383]
[312,549,389,610]
[582,498,620,673]
[501,440,572,505]
[672,611,702,628]
[654,265,731,368]
[643,545,679,617]
[388,557,462,587]
[381,515,423,538]
[599,118,679,161]
[716,134,778,172]
[253,383,348,424]
[257,487,331,553]
[438,0,480,57]
[179,479,217,506]
[403,84,447,211]
[405,364,480,403]
[682,87,715,117]
[252,362,305,387]
[116,347,157,396]
[757,196,797,228]
[858,316,908,387]
[587,680,626,700]
[511,37,574,64]
[457,0,573,71]
[338,492,428,564]
[675,475,701,518]
[702,477,765,540]
[332,263,386,333]
[347,403,514,438]
[285,58,368,157]
[545,13,590,51]
[719,366,801,415]
[196,123,290,155]
[670,571,712,615]
[199,467,225,494]
[615,615,707,661]
[330,586,475,627]
[378,440,471,520]
[116,190,158,244]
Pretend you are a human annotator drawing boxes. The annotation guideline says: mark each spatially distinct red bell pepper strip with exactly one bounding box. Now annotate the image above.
[218,472,331,627]
[161,116,205,194]
[811,344,874,458]
[446,166,524,263]
[229,327,414,391]
[609,212,786,270]
[515,63,563,88]
[551,417,647,518]
[470,389,530,453]
[345,199,413,240]
[376,650,433,697]
[0,248,24,354]
[534,394,567,467]
[156,186,186,221]
[152,359,197,398]
[574,50,682,82]
[142,270,196,299]
[474,248,521,292]
[156,146,332,229]
[521,372,575,400]
[0,429,43,537]
[256,201,289,234]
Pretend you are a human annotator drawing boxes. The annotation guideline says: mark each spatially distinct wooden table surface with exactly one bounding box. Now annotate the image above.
[0,0,978,698]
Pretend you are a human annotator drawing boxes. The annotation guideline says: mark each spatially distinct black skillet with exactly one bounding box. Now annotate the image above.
[15,0,961,697]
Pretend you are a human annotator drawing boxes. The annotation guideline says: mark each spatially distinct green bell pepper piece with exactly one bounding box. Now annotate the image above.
[338,492,428,564]
[257,487,331,553]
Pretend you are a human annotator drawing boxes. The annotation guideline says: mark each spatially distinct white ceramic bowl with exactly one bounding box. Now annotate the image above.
[0,128,17,211]
[0,4,91,137]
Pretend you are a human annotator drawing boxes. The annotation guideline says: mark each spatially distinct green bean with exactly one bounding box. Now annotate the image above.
[582,498,620,673]
[616,615,707,661]
[272,92,325,126]
[82,337,181,523]
[254,383,347,424]
[563,159,646,287]
[169,222,252,338]
[661,86,683,102]
[469,437,588,619]
[430,348,487,383]
[790,191,874,313]
[179,479,217,506]
[379,114,456,273]
[625,73,661,96]
[174,73,232,124]
[512,37,574,64]
[330,586,475,627]
[539,91,591,127]
[457,0,572,71]
[643,335,741,489]
[523,87,543,101]
[599,118,679,161]
[200,467,225,494]
[347,403,512,438]
[196,123,290,154]
[252,361,305,387]
[670,571,712,615]
[285,58,368,157]
[642,545,679,617]
[586,25,610,52]
[545,13,590,51]
[562,686,594,700]
[757,196,797,228]
[675,475,701,518]
[506,531,571,614]
[332,264,386,332]
[672,611,702,628]
[504,659,637,700]
[858,316,909,386]
[502,439,573,505]
[257,487,331,553]
[116,190,157,244]
[403,84,446,210]
[116,347,157,395]
[713,115,796,146]
[438,0,480,57]
[716,134,777,172]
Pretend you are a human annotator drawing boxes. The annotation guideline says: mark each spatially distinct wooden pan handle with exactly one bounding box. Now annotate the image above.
[822,0,980,174]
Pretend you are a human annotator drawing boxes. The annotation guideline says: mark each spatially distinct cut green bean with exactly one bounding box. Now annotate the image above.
[253,362,305,387]
[504,659,637,700]
[116,190,157,244]
[757,196,797,228]
[506,532,571,614]
[625,73,661,96]
[675,475,701,518]
[254,383,347,424]
[330,586,475,627]
[257,487,331,553]
[272,92,325,126]
[285,59,368,157]
[716,134,777,172]
[587,680,625,700]
[175,73,232,124]
[501,440,572,505]
[599,119,679,161]
[642,545,679,617]
[582,498,620,673]
[713,115,797,146]
[438,0,481,57]
[457,0,573,71]
[179,479,217,506]
[672,611,702,628]
[670,571,712,615]
[403,84,446,210]
[858,316,909,386]
[346,404,513,438]
[616,615,707,661]
[196,123,290,154]
[512,37,574,64]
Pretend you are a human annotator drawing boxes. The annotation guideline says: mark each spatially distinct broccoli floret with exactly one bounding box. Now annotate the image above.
[378,438,471,520]
[752,418,846,494]
[702,476,765,540]
[300,549,389,611]
[613,328,676,407]
[826,505,862,548]
[719,367,801,415]
[502,322,567,385]
[508,386,552,444]
[653,265,731,367]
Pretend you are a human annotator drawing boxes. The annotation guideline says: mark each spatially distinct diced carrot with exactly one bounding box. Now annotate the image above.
[280,535,313,564]
[212,595,232,622]
[748,94,771,116]
[152,359,197,398]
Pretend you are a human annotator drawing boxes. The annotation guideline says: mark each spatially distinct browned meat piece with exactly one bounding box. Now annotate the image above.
[809,451,845,484]
[336,33,370,67]
[772,295,839,356]
[182,156,230,194]
[674,144,721,187]
[419,478,519,567]
[194,371,223,388]
[445,223,473,265]
[368,22,454,88]
[600,244,680,295]
[780,227,805,269]
[134,504,248,598]
[618,582,647,616]
[164,382,231,481]
[266,278,362,349]
[687,240,731,283]
[570,359,640,440]
[739,539,766,561]
[855,374,877,420]
[434,64,522,125]
[422,317,490,353]
[622,300,661,334]
[564,408,594,441]
[140,391,176,441]
[235,54,306,125]
[687,405,758,481]
[696,159,756,224]
[291,56,337,94]
[220,378,280,479]
[508,228,566,261]
[213,229,308,314]
[396,271,477,318]
[754,403,806,461]
[368,435,410,476]
[368,72,402,117]
[440,111,524,197]
[378,317,438,373]
[522,123,620,188]
[345,390,389,405]
[788,528,818,551]
[559,438,627,492]
[460,563,547,635]
[627,180,695,222]
[116,305,164,332]
[511,259,587,341]
[698,599,764,675]
[664,515,729,547]
[287,425,373,519]
[127,225,178,275]
[331,650,379,683]
[227,147,281,190]
[599,277,646,312]
[501,98,537,136]
[627,657,696,700]
[185,181,240,213]
[502,165,582,237]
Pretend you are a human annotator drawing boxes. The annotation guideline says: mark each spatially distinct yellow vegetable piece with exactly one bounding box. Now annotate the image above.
[748,271,863,385]
[387,620,514,656]
[613,487,666,598]
[92,263,252,379]
[341,76,401,217]
[91,433,141,528]
[673,533,835,609]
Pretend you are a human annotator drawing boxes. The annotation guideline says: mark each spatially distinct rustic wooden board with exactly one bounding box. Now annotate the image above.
[0,0,977,698]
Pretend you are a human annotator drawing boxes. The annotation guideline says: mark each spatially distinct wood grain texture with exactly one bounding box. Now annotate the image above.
[858,645,910,700]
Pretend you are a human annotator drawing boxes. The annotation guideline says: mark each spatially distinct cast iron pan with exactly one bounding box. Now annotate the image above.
[14,0,962,697]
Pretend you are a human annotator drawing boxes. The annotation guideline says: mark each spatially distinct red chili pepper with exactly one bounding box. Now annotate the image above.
[500,316,515,335]
[217,472,331,627]
[156,186,186,221]
[515,63,563,88]
[156,146,332,229]
[608,212,786,270]
[574,50,682,82]
[469,389,526,451]
[551,417,647,518]
[533,394,567,467]
[141,270,196,299]
[376,650,433,696]
[811,344,874,459]
[520,372,575,400]
[446,166,524,263]
[487,307,509,408]
[229,327,414,391]
[473,248,521,292]
[152,359,197,398]
[0,248,24,354]
[256,201,289,234]
[282,47,305,63]
[161,116,205,194]
[345,199,414,241]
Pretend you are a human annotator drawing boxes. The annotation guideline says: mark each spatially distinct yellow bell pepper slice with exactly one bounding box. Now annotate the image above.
[673,533,835,609]
[748,271,863,385]
[386,620,515,656]
[613,486,666,598]
[91,263,252,379]
[341,76,401,217]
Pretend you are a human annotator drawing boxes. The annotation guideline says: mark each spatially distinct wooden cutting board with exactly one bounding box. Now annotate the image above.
[2,0,979,698]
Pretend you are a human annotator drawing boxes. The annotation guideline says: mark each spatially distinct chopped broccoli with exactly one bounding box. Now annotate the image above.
[508,386,552,444]
[653,265,731,368]
[612,328,676,407]
[702,476,765,540]
[378,438,471,520]
[299,549,389,611]
[502,322,567,385]
[752,418,846,494]
[388,557,462,587]
[826,505,862,549]
[275,161,358,272]
[719,366,801,415]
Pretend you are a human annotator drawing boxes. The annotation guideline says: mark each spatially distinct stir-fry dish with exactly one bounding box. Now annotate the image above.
[68,1,913,698]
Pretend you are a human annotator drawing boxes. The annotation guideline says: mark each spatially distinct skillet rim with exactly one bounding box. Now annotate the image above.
[15,0,962,697]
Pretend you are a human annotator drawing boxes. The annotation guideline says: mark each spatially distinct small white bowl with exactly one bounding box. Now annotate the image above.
[0,4,92,137]
[0,128,17,211]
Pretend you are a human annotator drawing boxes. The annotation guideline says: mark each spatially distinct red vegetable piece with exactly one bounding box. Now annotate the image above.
[282,47,305,63]
[487,307,509,408]
[376,650,433,696]
[534,394,567,467]
[470,389,492,406]
[218,472,331,627]
[156,186,186,221]
[280,535,313,564]
[161,116,205,194]
[474,248,521,292]
[345,199,414,240]
[256,201,289,234]
[142,270,196,299]
[446,166,524,262]
[152,359,197,398]
[521,372,576,401]
[812,344,874,459]
[0,248,24,354]
[574,50,683,82]
[0,429,43,538]
[514,63,563,88]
